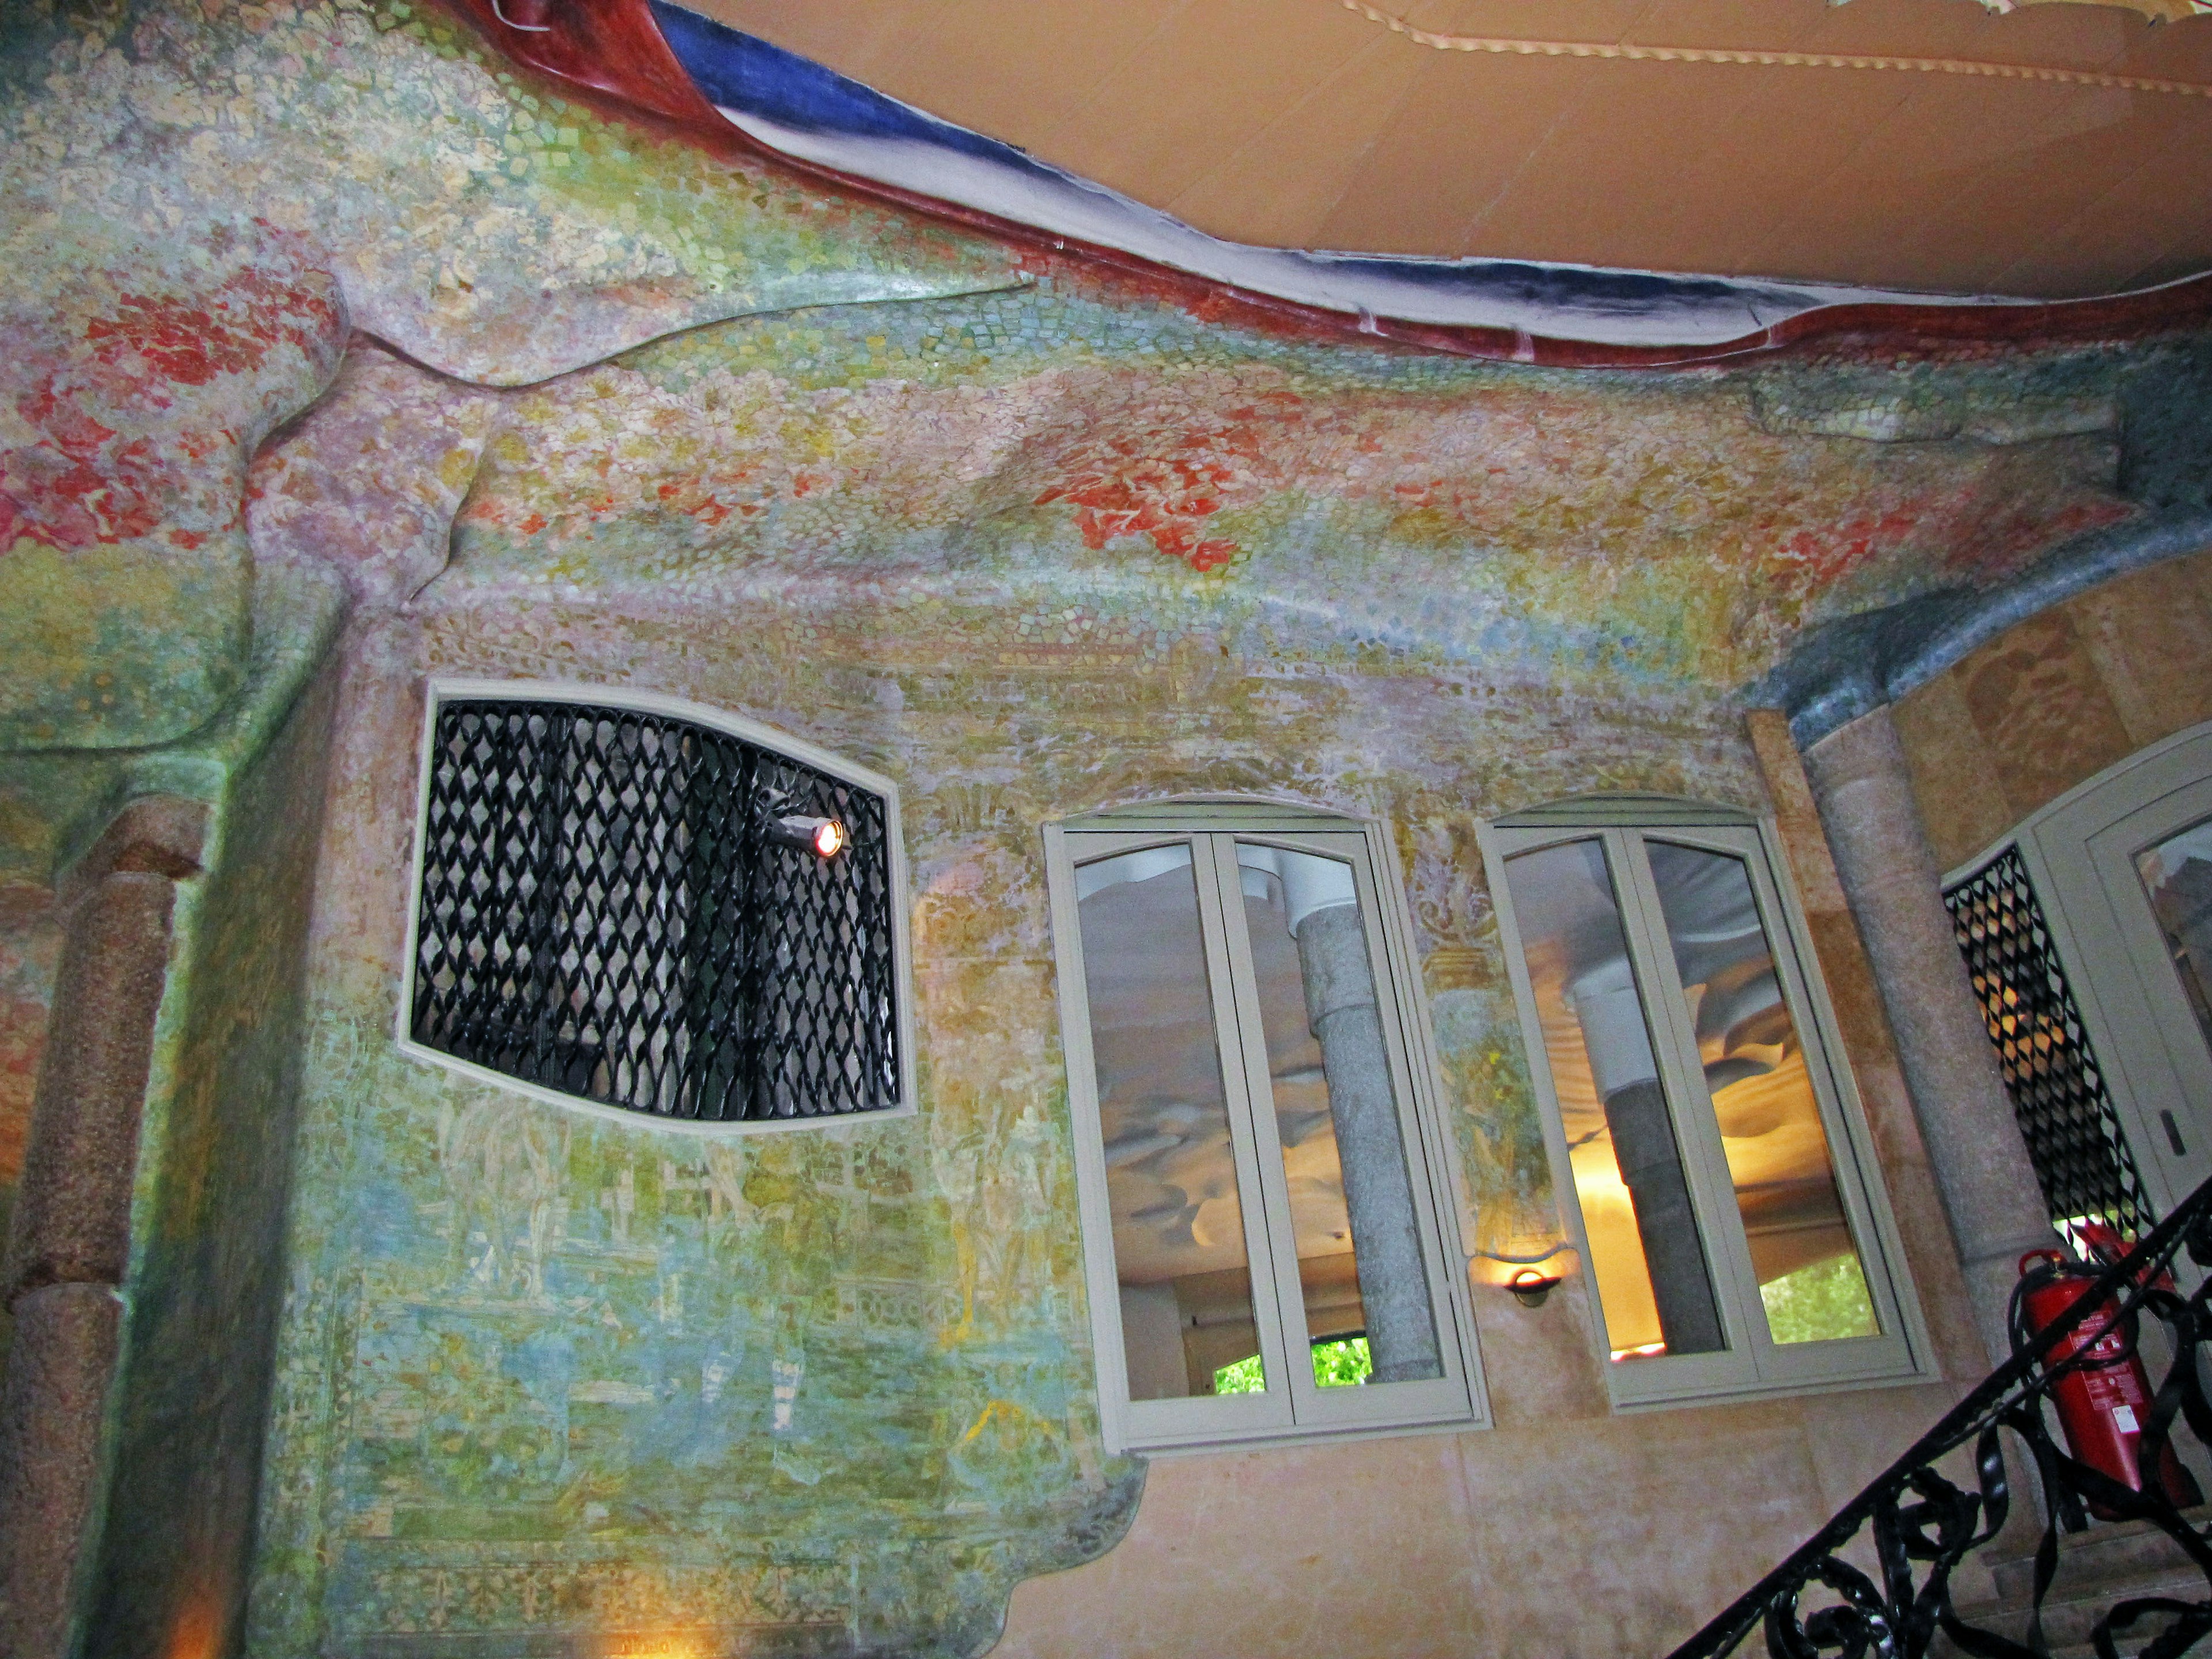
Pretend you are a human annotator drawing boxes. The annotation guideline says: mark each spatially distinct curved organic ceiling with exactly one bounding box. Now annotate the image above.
[680,0,2212,296]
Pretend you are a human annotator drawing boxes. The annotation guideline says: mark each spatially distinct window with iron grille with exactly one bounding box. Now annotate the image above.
[1944,846,2154,1239]
[404,684,910,1128]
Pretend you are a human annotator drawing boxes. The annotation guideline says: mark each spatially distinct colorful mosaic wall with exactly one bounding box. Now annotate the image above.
[3,2,2210,1655]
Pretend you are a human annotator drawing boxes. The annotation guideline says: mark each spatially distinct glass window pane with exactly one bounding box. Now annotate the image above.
[1235,844,1442,1387]
[1074,844,1265,1400]
[2134,815,2212,1054]
[1500,840,1726,1360]
[1645,842,1877,1346]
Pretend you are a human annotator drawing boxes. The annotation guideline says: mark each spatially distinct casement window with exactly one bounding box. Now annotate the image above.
[1046,800,1486,1454]
[1479,797,1929,1409]
[402,680,913,1132]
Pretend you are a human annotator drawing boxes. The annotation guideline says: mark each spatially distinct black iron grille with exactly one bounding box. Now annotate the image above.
[410,698,900,1123]
[1944,846,2154,1238]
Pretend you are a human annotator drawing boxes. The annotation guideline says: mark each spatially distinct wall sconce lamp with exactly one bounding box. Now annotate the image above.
[1506,1268,1562,1309]
[768,815,848,858]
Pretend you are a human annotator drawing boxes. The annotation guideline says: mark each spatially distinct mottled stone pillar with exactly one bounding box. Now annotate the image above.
[0,797,203,1659]
[1804,706,2052,1369]
[1296,903,1440,1385]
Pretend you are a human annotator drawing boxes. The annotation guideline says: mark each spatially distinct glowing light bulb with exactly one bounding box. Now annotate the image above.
[768,814,848,858]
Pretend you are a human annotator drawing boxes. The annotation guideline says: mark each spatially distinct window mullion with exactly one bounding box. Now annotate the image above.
[1610,828,1770,1372]
[1189,833,1302,1415]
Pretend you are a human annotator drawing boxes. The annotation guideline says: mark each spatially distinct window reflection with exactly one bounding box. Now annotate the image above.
[1645,842,1876,1346]
[1075,846,1263,1400]
[1236,844,1441,1387]
[1501,840,1725,1359]
[2135,815,2212,1054]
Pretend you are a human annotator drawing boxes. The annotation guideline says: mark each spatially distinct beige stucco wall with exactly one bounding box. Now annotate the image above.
[1893,551,2212,876]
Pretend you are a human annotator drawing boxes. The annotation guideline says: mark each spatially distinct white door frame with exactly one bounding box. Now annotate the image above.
[1947,721,2212,1218]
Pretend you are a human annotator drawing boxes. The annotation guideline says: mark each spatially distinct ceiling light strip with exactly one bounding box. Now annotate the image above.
[1339,0,2212,97]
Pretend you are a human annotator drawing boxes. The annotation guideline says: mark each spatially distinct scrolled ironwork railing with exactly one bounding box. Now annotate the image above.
[1668,1173,2212,1659]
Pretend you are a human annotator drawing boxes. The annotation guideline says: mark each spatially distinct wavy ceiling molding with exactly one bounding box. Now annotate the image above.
[449,0,2212,363]
[1336,0,2212,86]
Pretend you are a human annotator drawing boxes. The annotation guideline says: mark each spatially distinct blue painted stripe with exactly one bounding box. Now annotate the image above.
[643,0,1972,335]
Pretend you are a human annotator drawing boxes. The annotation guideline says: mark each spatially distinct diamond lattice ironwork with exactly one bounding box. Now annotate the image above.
[410,698,900,1123]
[1944,846,2154,1238]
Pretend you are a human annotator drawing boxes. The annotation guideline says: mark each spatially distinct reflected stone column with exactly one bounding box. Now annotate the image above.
[1569,958,1727,1356]
[1804,705,2053,1368]
[1293,902,1441,1384]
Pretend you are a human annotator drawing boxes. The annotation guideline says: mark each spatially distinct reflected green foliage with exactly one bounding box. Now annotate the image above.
[1211,1336,1372,1395]
[1213,1354,1265,1395]
[1312,1336,1373,1387]
[1760,1255,1878,1344]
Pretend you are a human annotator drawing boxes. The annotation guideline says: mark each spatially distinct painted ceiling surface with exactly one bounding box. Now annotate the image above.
[2,1,2211,1655]
[682,0,2212,296]
[648,1,2013,349]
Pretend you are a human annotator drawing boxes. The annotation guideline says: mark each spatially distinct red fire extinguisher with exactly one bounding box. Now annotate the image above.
[2017,1247,2202,1519]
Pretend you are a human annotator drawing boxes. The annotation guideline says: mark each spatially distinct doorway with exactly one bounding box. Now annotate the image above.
[1949,723,2212,1222]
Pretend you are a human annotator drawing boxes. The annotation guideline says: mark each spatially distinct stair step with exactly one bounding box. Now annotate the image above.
[1948,1564,2209,1656]
[1989,1509,2212,1604]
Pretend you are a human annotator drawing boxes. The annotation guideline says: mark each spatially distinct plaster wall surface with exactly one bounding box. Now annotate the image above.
[82,658,341,1659]
[2,3,2208,1655]
[1891,550,2212,873]
[270,578,1985,1659]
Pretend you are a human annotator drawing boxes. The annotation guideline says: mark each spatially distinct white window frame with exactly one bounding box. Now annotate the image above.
[1478,796,1931,1411]
[1046,798,1489,1456]
[398,677,918,1137]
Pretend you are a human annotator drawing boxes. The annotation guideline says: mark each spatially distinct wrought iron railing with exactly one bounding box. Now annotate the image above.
[1668,1173,2212,1659]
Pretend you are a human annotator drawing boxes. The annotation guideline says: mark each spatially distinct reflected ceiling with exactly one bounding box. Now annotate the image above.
[683,0,2212,296]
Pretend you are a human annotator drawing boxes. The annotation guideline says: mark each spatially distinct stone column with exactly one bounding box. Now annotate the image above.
[0,798,203,1659]
[1294,903,1441,1385]
[1803,706,2052,1369]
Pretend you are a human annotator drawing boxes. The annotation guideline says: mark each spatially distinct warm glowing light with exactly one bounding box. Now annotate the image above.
[164,1590,222,1659]
[770,813,847,858]
[599,1631,709,1659]
[1609,1340,1669,1363]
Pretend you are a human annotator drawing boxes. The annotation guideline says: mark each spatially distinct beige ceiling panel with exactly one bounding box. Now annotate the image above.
[1992,105,2212,291]
[1890,92,2180,293]
[670,0,2212,294]
[1441,55,1637,256]
[1800,0,2006,58]
[869,1,1192,151]
[1626,0,1835,53]
[2122,168,2212,289]
[1468,60,1779,270]
[1309,48,1582,254]
[1661,74,1924,276]
[699,0,904,83]
[1749,74,2159,290]
[2072,151,2212,291]
[688,0,1194,148]
[1164,25,1445,248]
[1025,0,1381,209]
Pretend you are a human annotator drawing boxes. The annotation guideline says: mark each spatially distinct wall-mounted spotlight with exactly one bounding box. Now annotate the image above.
[769,815,848,858]
[1506,1267,1562,1309]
